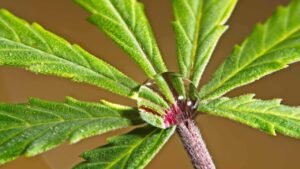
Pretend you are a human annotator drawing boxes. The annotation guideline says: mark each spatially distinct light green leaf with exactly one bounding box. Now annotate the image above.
[74,125,175,169]
[200,0,300,100]
[0,9,138,98]
[75,0,167,78]
[172,0,237,86]
[0,97,142,165]
[199,94,300,138]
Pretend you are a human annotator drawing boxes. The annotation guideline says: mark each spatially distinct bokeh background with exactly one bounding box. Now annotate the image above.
[0,0,300,168]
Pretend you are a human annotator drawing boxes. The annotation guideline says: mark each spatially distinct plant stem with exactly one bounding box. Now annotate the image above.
[176,119,215,169]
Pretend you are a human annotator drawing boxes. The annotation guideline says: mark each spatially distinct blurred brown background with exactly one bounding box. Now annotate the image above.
[0,0,300,168]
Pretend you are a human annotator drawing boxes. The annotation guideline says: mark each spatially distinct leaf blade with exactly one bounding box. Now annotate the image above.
[0,9,139,98]
[200,0,300,100]
[0,97,142,165]
[199,94,300,138]
[75,0,168,78]
[172,0,237,86]
[74,125,175,169]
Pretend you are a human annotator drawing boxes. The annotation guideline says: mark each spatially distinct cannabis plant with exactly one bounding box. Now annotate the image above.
[0,0,300,168]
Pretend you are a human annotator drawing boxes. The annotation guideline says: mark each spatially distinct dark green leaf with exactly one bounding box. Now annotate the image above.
[0,9,138,98]
[0,97,142,165]
[199,94,300,138]
[75,0,167,78]
[172,0,237,86]
[74,125,175,169]
[200,0,300,100]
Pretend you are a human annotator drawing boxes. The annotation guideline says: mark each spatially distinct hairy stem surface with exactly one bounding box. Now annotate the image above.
[176,119,215,169]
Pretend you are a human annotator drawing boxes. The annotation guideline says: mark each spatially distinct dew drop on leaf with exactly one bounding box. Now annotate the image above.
[137,72,199,128]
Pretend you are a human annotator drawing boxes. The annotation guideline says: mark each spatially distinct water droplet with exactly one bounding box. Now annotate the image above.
[187,101,192,106]
[137,72,199,128]
[145,82,153,86]
[178,96,184,100]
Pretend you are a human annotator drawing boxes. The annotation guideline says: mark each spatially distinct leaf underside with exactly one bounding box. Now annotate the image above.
[75,0,167,78]
[0,97,142,165]
[200,0,300,100]
[74,125,175,169]
[172,0,237,86]
[0,9,138,98]
[199,94,300,138]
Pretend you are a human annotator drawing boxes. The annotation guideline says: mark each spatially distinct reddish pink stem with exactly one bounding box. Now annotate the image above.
[176,119,215,169]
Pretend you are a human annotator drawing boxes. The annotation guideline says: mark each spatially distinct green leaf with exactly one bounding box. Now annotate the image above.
[200,0,300,100]
[75,0,167,78]
[74,125,175,169]
[0,9,138,98]
[199,94,300,138]
[172,0,237,86]
[0,97,142,165]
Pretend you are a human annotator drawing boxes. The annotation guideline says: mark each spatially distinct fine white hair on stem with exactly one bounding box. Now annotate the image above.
[177,119,215,169]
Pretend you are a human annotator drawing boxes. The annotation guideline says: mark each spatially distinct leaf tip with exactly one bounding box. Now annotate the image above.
[69,136,82,144]
[239,93,256,100]
[65,96,77,102]
[270,128,277,136]
[24,149,39,157]
[31,22,44,30]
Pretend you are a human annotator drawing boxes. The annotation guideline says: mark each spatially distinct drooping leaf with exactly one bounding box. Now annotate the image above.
[172,0,237,86]
[75,0,167,78]
[199,94,300,138]
[200,0,300,100]
[0,9,138,98]
[74,125,175,169]
[0,97,142,165]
